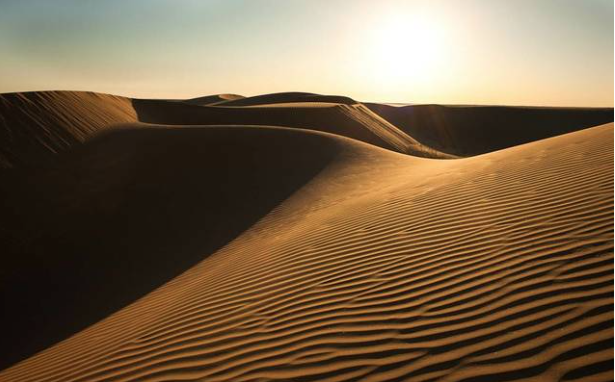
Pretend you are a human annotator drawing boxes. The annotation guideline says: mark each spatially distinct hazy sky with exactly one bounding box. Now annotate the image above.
[0,0,612,106]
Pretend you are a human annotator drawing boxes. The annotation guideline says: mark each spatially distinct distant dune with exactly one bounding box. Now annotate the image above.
[366,103,614,156]
[209,91,357,106]
[0,91,136,168]
[184,93,245,106]
[0,90,612,381]
[1,91,611,169]
[131,98,452,158]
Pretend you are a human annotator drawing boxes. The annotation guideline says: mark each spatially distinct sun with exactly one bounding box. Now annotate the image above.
[365,12,447,88]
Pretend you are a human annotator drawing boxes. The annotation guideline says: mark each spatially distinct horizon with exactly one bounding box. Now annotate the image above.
[1,89,614,109]
[0,0,613,107]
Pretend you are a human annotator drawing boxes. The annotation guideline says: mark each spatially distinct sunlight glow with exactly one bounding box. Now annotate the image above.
[365,12,448,88]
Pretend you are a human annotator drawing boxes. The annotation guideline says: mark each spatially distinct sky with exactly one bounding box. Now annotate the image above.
[0,0,612,106]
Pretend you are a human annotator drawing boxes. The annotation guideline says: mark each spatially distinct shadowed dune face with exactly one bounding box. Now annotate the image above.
[0,125,341,370]
[366,103,614,156]
[0,123,612,382]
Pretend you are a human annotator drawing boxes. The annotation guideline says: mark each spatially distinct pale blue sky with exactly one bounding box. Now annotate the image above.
[0,0,612,106]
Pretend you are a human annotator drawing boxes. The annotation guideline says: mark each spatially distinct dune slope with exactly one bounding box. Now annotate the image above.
[132,99,453,158]
[0,125,341,370]
[1,123,612,382]
[367,103,614,156]
[2,91,612,167]
[211,92,357,106]
[0,91,136,168]
[0,91,453,164]
[184,94,245,106]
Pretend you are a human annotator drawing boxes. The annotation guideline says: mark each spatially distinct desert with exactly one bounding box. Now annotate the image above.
[0,90,612,381]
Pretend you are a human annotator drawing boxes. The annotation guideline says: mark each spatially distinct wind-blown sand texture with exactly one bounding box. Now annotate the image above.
[0,91,136,168]
[0,91,613,381]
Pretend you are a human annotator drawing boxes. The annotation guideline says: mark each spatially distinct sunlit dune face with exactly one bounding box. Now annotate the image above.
[362,10,448,93]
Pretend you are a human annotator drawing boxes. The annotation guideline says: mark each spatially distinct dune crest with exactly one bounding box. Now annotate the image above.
[1,91,611,168]
[131,98,453,158]
[184,94,245,106]
[211,91,357,106]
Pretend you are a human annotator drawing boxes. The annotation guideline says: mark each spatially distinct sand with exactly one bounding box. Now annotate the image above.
[0,91,612,381]
[0,91,136,168]
[209,92,357,106]
[184,94,245,106]
[365,103,614,156]
[2,91,610,166]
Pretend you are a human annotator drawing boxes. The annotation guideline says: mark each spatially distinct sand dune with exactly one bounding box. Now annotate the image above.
[1,119,612,381]
[211,92,357,106]
[366,103,614,156]
[2,91,610,167]
[0,91,450,160]
[184,94,245,106]
[0,91,136,168]
[0,91,612,381]
[131,99,452,158]
[0,124,342,370]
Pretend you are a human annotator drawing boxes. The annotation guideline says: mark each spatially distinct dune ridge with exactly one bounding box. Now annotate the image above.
[1,121,611,381]
[131,99,453,158]
[337,103,453,158]
[0,91,453,162]
[1,91,611,168]
[210,92,357,106]
[184,94,245,106]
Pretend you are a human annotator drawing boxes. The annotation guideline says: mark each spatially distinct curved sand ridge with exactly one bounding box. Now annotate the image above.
[210,92,357,106]
[184,94,245,106]
[1,123,612,381]
[132,99,453,158]
[2,91,612,167]
[0,91,451,163]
